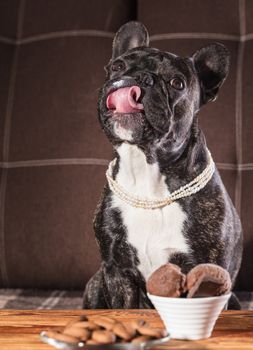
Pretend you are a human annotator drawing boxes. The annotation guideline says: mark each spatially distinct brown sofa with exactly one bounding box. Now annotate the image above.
[0,0,252,296]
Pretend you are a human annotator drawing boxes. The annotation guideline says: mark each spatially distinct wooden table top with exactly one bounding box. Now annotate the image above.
[0,309,252,350]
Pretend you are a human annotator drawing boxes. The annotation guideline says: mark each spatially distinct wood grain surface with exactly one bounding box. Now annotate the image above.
[0,309,252,349]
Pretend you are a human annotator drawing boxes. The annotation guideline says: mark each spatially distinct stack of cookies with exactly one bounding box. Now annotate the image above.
[43,315,167,345]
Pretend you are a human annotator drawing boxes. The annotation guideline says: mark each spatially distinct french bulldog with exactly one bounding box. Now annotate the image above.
[83,22,243,309]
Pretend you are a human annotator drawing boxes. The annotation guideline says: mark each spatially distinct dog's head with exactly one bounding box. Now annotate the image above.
[98,22,230,150]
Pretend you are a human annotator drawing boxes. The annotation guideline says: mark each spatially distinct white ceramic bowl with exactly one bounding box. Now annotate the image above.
[148,292,231,340]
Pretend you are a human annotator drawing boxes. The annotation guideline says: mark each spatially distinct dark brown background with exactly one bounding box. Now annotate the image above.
[0,0,252,291]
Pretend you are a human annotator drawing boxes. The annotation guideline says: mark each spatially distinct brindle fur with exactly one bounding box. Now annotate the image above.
[83,22,243,309]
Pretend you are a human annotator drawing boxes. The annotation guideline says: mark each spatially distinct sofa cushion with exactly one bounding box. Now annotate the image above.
[0,0,136,288]
[0,0,252,292]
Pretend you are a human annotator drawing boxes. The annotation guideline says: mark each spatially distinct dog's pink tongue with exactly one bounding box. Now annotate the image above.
[106,86,144,113]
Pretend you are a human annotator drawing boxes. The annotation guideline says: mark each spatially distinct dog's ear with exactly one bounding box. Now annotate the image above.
[192,43,230,105]
[112,21,149,59]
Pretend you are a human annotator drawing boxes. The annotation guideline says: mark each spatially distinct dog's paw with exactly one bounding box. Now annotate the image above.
[146,263,186,297]
[186,263,232,298]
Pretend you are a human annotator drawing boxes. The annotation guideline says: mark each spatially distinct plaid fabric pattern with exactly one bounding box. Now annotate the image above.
[0,289,252,310]
[0,0,252,292]
[0,289,83,309]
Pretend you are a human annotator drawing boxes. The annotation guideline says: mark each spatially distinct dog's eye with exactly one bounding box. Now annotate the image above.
[111,60,125,72]
[169,77,185,90]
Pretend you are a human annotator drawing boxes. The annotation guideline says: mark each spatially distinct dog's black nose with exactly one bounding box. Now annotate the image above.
[136,73,154,87]
[143,74,154,86]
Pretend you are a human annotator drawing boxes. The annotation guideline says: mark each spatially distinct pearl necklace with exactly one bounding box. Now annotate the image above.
[106,149,215,209]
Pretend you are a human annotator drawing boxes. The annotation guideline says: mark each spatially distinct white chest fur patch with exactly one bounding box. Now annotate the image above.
[111,143,190,280]
[113,122,133,142]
